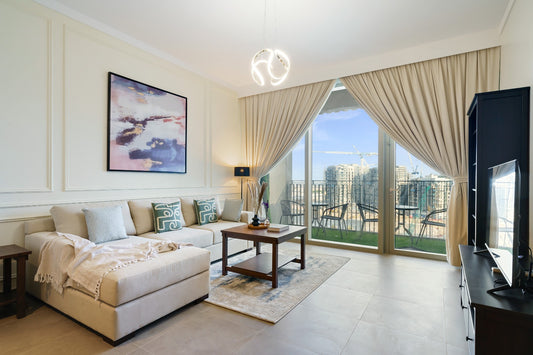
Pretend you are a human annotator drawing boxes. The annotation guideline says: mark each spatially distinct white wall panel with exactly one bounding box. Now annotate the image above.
[210,85,241,188]
[63,27,207,191]
[500,0,533,249]
[0,2,51,192]
[0,0,243,247]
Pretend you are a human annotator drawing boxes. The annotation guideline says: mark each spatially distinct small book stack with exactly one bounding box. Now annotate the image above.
[267,224,289,233]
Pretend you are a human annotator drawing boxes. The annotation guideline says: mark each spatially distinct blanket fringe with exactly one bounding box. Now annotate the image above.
[93,255,156,300]
[34,273,64,294]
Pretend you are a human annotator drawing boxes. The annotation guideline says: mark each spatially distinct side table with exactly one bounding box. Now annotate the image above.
[0,244,31,318]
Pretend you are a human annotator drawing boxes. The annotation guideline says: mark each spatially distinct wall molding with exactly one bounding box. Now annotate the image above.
[0,14,53,193]
[47,18,54,192]
[0,215,49,224]
[498,0,516,35]
[0,190,239,222]
[33,0,233,91]
[62,184,208,192]
[61,25,209,192]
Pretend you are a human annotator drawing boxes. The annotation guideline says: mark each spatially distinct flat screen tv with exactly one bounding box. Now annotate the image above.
[485,159,523,293]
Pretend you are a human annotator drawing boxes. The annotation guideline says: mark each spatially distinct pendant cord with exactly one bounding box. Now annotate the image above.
[263,0,267,47]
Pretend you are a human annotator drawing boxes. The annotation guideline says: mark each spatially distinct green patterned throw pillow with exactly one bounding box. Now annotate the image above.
[152,201,183,233]
[194,198,218,225]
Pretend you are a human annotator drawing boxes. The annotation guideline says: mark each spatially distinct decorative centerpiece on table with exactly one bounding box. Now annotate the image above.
[262,201,270,225]
[248,181,269,228]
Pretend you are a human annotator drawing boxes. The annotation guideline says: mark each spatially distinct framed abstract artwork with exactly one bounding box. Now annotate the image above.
[107,72,187,173]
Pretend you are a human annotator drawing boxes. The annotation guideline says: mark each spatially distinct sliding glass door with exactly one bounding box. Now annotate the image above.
[393,144,451,256]
[310,94,379,248]
[268,82,449,260]
[268,136,305,227]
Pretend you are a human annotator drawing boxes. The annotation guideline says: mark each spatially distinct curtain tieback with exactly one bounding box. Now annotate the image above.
[453,176,468,184]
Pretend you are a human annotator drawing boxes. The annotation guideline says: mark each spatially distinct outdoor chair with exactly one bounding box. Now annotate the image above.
[279,200,305,225]
[414,208,447,245]
[319,203,348,239]
[357,203,379,232]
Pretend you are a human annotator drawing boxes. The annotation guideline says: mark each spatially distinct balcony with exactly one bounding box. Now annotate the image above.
[276,178,452,254]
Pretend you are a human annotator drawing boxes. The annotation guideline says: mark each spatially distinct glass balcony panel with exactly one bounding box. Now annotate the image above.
[309,101,379,247]
[394,144,452,254]
[268,136,305,226]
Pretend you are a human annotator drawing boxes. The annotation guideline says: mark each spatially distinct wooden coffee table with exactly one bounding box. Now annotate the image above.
[221,225,307,288]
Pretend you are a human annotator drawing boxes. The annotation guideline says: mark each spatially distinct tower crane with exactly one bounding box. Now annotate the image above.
[312,145,377,168]
[407,152,420,176]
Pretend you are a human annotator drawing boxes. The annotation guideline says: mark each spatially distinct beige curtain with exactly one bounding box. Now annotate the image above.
[341,47,500,266]
[240,79,335,179]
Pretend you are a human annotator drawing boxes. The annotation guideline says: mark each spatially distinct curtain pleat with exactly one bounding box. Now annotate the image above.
[240,80,335,180]
[341,47,500,266]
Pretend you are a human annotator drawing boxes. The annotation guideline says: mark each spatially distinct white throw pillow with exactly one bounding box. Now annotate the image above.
[82,205,128,244]
[221,199,243,222]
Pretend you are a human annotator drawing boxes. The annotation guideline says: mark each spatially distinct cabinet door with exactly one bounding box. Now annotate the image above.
[460,268,475,354]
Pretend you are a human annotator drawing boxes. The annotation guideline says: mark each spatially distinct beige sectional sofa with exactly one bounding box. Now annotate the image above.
[127,197,253,261]
[24,196,252,344]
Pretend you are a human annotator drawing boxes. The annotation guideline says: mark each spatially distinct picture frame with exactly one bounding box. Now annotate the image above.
[107,72,187,174]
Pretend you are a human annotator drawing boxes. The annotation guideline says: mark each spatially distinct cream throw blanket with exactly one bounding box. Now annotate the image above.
[35,232,182,300]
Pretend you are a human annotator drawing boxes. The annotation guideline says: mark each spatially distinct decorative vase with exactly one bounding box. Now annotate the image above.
[251,214,260,226]
[258,204,267,223]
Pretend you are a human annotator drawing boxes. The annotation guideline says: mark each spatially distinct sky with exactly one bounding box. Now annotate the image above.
[290,108,441,180]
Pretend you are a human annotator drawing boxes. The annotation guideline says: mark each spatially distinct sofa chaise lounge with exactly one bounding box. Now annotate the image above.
[24,196,252,344]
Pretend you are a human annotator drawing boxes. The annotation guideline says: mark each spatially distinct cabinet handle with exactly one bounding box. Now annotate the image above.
[466,336,474,342]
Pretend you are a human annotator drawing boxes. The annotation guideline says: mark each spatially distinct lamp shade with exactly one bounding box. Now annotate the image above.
[234,166,250,177]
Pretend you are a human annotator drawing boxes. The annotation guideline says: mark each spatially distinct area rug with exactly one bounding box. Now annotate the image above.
[205,250,349,323]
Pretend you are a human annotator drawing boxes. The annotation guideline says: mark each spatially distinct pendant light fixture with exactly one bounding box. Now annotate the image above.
[251,0,290,87]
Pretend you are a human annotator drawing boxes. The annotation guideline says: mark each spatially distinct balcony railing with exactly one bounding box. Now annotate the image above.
[285,178,452,239]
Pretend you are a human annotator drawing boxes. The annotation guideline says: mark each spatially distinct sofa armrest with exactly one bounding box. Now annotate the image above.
[240,211,253,224]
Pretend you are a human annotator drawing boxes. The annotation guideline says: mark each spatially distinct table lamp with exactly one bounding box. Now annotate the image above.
[234,166,250,200]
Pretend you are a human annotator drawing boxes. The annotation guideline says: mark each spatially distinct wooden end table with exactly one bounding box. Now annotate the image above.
[221,225,306,288]
[0,244,31,318]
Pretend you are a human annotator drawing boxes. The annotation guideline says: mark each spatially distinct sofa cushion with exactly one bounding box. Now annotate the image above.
[25,217,55,235]
[51,204,89,237]
[221,199,243,222]
[152,201,183,233]
[190,220,247,244]
[181,196,222,226]
[96,237,210,307]
[50,201,136,238]
[82,205,128,244]
[128,198,186,234]
[180,197,198,226]
[139,227,213,248]
[194,198,218,225]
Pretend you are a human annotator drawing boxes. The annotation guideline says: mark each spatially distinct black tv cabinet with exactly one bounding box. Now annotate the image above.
[467,87,530,256]
[459,245,533,354]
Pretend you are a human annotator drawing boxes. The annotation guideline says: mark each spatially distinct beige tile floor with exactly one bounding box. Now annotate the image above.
[0,244,468,355]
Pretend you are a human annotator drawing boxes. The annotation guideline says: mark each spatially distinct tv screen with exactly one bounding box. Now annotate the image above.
[485,159,521,291]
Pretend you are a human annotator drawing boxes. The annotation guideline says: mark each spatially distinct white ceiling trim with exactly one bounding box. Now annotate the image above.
[33,0,504,98]
[498,0,516,35]
[238,29,502,98]
[33,0,233,91]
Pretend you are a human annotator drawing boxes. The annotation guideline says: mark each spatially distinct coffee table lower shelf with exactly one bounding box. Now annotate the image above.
[226,253,298,281]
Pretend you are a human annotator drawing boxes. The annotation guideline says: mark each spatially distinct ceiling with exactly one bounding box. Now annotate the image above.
[35,0,511,97]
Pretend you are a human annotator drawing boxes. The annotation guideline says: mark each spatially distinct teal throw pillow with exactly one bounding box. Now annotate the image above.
[152,201,183,233]
[194,198,218,225]
[82,205,128,244]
